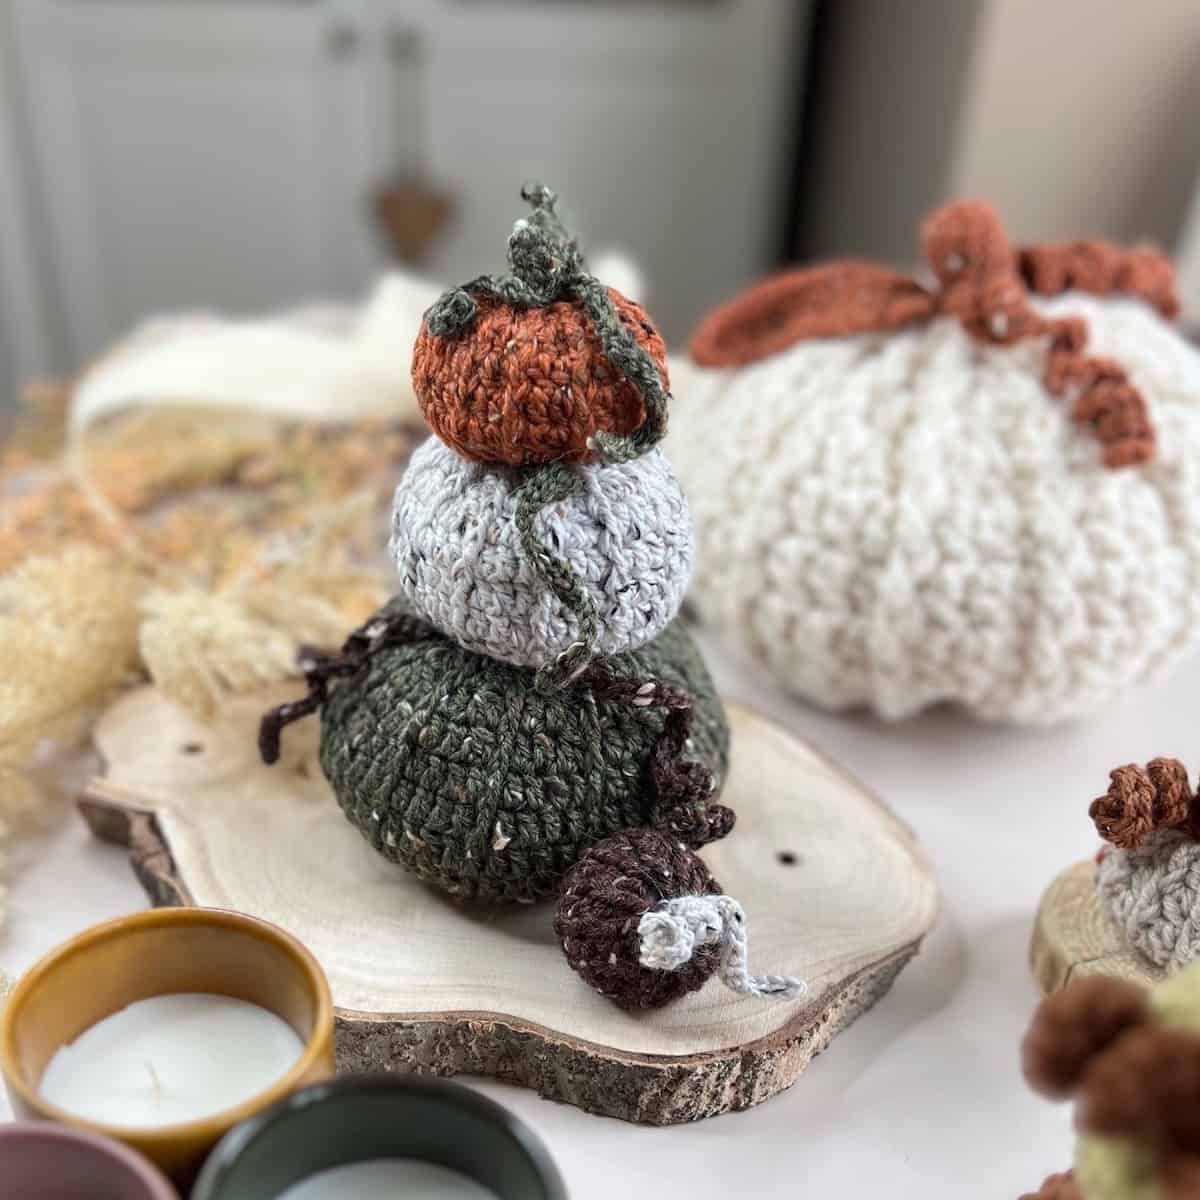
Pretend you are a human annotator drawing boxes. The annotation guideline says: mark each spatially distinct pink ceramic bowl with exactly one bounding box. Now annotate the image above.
[0,1122,178,1199]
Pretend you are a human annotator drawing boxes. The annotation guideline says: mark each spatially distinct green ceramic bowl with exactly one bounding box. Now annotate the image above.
[191,1075,567,1200]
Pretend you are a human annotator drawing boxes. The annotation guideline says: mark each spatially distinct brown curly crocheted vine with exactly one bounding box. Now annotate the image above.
[689,199,1179,468]
[1021,974,1200,1200]
[581,666,735,849]
[1089,757,1200,849]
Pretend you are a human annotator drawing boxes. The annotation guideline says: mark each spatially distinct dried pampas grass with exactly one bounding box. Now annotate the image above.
[0,391,415,927]
[0,546,143,923]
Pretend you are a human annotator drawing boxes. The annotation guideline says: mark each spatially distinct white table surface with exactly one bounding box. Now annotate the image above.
[6,629,1188,1198]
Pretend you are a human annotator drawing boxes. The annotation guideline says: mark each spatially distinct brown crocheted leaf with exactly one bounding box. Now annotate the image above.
[687,262,933,367]
[413,287,667,466]
[1078,1026,1200,1142]
[1021,975,1148,1098]
[1019,1171,1083,1200]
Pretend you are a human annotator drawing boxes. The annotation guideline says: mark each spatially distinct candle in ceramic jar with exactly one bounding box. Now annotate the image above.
[276,1161,499,1199]
[40,993,305,1128]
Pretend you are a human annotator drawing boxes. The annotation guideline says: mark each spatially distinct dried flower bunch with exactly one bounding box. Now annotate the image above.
[0,382,418,927]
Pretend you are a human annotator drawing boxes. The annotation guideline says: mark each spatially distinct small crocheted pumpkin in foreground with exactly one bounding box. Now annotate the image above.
[672,200,1200,727]
[1088,757,1200,973]
[261,184,802,1011]
[1020,965,1200,1200]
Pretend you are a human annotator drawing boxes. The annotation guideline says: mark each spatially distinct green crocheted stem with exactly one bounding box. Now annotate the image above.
[513,460,600,691]
[423,182,669,464]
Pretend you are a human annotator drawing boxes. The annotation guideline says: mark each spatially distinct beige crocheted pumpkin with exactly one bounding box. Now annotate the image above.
[669,200,1200,725]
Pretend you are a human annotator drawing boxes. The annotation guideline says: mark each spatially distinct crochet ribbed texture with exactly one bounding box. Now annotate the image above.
[389,438,693,669]
[319,610,728,903]
[671,290,1200,726]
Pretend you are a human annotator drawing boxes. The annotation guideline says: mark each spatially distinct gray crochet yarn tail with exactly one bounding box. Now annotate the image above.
[319,604,729,904]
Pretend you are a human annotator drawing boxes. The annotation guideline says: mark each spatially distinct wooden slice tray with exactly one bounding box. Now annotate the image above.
[1031,860,1162,993]
[80,686,938,1124]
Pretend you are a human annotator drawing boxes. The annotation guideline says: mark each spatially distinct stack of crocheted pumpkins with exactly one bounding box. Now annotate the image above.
[260,185,800,1011]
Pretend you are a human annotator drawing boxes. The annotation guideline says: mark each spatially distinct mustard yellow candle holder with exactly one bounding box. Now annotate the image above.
[0,908,335,1184]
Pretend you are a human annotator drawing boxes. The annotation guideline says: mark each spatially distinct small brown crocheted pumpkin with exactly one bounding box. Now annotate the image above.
[412,287,668,467]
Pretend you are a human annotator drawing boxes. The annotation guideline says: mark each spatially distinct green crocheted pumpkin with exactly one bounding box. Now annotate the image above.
[318,612,728,903]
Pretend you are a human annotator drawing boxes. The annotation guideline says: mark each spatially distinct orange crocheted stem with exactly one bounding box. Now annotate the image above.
[687,262,933,368]
[921,200,1157,468]
[412,287,668,467]
[1018,241,1180,320]
[687,198,1171,468]
[1089,758,1198,849]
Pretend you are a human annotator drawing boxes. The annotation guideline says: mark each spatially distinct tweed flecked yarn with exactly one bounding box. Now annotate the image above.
[318,613,728,903]
[555,828,723,1009]
[670,286,1200,726]
[414,183,671,468]
[414,288,668,467]
[389,437,693,669]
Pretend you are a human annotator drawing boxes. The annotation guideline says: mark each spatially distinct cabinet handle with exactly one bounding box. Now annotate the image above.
[325,23,361,60]
[388,25,423,65]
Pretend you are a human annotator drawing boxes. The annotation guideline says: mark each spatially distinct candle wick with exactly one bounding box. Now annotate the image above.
[145,1060,162,1096]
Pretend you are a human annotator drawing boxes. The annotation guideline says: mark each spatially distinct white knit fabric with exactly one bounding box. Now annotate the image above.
[668,294,1200,724]
[390,439,694,668]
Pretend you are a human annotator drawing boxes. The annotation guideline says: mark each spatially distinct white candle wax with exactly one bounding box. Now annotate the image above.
[40,993,305,1128]
[276,1161,499,1200]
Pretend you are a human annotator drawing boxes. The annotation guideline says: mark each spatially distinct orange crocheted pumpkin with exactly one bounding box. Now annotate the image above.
[412,287,669,467]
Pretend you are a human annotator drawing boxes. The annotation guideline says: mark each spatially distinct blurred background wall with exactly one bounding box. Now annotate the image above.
[797,0,1200,266]
[2,0,1200,412]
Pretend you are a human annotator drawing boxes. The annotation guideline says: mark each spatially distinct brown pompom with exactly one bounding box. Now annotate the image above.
[1078,1026,1200,1144]
[412,288,668,467]
[1021,975,1148,1098]
[555,829,720,1010]
[1019,1172,1083,1200]
[1162,1153,1200,1200]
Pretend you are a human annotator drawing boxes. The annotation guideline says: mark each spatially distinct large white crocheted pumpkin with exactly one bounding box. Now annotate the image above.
[669,200,1200,725]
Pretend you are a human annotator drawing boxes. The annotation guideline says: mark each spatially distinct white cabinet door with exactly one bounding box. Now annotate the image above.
[10,0,379,366]
[406,0,803,343]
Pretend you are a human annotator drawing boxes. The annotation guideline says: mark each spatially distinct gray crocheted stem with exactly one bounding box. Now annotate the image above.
[637,896,806,1000]
[423,182,669,465]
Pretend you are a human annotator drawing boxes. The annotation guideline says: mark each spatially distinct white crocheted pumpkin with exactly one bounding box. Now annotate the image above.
[669,201,1200,725]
